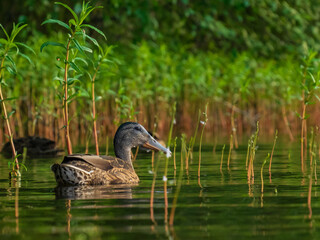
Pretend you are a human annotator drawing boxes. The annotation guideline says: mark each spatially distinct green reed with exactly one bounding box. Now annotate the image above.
[269,129,278,173]
[299,51,320,172]
[247,121,259,182]
[169,134,186,226]
[2,22,320,148]
[261,153,270,193]
[227,134,233,170]
[0,22,33,177]
[164,102,176,223]
[41,1,105,154]
[220,144,226,173]
[198,103,208,182]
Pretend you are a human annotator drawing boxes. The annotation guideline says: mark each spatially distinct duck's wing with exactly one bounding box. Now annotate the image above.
[61,154,132,172]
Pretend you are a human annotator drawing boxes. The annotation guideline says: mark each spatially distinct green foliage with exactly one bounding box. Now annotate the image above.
[2,0,320,56]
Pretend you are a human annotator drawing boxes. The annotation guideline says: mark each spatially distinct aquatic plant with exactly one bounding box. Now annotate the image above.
[169,134,186,226]
[227,134,233,170]
[261,153,270,193]
[41,1,105,154]
[220,144,226,173]
[299,51,320,171]
[0,23,33,176]
[247,122,259,183]
[164,102,176,223]
[269,129,278,174]
[198,103,208,184]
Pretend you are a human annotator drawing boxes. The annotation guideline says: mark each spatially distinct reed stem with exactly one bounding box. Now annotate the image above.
[64,36,74,155]
[91,64,101,155]
[0,57,19,174]
[220,144,226,173]
[269,129,278,173]
[227,134,233,169]
[169,135,185,226]
[198,103,208,184]
[261,153,270,193]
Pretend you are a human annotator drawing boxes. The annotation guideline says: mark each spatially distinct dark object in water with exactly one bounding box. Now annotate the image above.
[51,122,171,186]
[1,136,63,158]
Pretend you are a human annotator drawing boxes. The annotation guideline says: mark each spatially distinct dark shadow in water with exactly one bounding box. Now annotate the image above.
[54,184,138,200]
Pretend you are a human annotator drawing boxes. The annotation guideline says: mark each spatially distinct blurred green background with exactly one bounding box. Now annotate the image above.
[0,0,319,147]
[2,0,320,56]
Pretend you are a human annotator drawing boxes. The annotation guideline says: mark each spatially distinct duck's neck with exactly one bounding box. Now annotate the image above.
[114,145,134,168]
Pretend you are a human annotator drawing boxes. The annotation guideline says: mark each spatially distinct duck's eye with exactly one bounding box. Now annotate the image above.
[134,126,142,132]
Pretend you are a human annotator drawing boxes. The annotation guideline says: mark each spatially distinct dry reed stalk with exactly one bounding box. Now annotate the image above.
[132,146,139,162]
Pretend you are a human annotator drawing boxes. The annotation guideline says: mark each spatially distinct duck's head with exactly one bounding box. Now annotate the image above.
[114,122,171,162]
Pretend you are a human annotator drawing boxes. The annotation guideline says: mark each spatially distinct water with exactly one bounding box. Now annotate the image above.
[0,144,319,240]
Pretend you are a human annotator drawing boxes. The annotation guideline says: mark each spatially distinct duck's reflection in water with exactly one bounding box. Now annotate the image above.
[54,184,137,200]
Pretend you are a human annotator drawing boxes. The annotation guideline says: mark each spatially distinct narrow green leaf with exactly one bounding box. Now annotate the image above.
[40,41,66,52]
[82,46,92,53]
[71,38,85,55]
[0,24,10,40]
[5,55,16,70]
[69,61,82,73]
[0,97,18,103]
[18,52,33,65]
[10,23,27,42]
[5,65,16,75]
[42,19,71,31]
[85,34,99,48]
[7,110,16,118]
[79,6,102,25]
[20,163,28,171]
[15,42,35,54]
[55,2,79,23]
[67,78,81,85]
[74,57,88,66]
[82,24,107,39]
[69,19,77,27]
[67,92,78,101]
[0,38,9,46]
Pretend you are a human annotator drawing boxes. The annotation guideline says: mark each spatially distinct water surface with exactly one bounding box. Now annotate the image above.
[0,144,319,239]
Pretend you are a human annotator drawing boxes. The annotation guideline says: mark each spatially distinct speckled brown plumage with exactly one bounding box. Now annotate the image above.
[51,154,139,185]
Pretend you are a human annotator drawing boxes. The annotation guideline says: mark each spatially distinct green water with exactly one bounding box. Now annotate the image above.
[0,144,319,240]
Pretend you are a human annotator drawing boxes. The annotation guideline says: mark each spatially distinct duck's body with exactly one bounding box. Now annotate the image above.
[51,122,170,186]
[52,154,139,185]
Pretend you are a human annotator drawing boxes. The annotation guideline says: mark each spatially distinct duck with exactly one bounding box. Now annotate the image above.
[51,122,171,186]
[1,136,63,158]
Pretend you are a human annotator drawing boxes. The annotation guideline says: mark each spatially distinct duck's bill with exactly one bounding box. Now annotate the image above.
[142,137,171,157]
